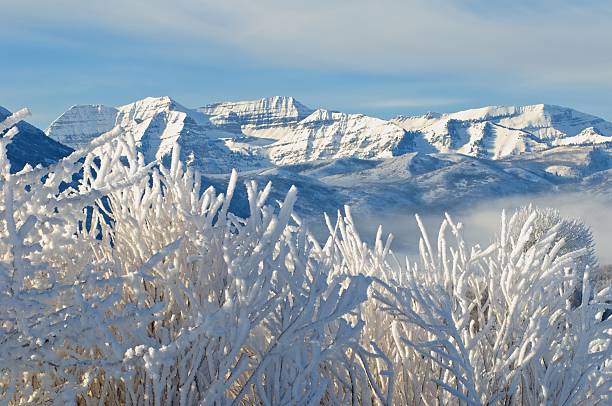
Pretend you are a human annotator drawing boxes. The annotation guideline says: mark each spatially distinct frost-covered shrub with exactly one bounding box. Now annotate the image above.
[509,205,598,306]
[0,112,179,404]
[92,146,374,405]
[356,211,611,404]
[1,110,610,405]
[509,206,597,264]
[0,112,373,405]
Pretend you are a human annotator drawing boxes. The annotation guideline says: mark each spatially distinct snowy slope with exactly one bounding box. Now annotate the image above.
[45,105,118,149]
[469,104,612,139]
[116,96,200,161]
[115,96,271,173]
[204,144,611,240]
[1,106,72,172]
[401,118,548,158]
[264,109,413,164]
[553,127,612,146]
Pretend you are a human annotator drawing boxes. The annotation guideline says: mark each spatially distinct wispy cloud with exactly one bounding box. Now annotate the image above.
[4,1,612,85]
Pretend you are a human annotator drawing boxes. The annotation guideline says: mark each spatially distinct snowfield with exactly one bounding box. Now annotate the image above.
[1,106,611,404]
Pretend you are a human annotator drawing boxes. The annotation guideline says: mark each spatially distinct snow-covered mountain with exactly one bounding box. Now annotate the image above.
[45,104,118,149]
[553,127,612,147]
[198,96,313,139]
[265,109,414,165]
[260,102,611,164]
[46,96,270,173]
[47,97,611,168]
[392,104,612,159]
[398,104,612,138]
[0,106,72,173]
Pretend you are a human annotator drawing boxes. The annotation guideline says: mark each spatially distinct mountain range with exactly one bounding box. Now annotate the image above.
[44,96,612,167]
[2,96,610,230]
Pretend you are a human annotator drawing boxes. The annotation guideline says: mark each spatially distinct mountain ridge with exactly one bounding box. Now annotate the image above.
[37,96,612,181]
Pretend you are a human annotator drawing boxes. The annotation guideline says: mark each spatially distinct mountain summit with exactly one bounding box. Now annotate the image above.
[198,96,314,136]
[1,106,72,172]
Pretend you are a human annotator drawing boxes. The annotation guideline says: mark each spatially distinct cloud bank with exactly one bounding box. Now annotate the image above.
[353,191,612,265]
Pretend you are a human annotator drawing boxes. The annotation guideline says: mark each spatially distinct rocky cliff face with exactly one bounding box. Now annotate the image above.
[199,96,313,135]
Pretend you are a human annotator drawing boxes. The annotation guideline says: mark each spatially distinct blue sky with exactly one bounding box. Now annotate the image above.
[2,0,611,128]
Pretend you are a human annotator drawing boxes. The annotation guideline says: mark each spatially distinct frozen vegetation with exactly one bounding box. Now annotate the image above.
[1,109,611,404]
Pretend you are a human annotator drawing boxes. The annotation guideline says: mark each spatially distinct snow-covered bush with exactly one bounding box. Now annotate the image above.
[91,145,375,405]
[1,110,610,405]
[509,205,598,306]
[1,111,376,405]
[353,211,611,404]
[1,110,159,404]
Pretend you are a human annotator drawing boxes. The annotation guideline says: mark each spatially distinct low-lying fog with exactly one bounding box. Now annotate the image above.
[351,192,612,265]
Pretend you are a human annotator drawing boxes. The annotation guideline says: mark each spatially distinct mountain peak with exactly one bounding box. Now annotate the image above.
[202,95,308,108]
[301,109,343,123]
[45,104,119,148]
[200,96,312,116]
[397,111,442,120]
[115,96,198,128]
[447,103,594,121]
[0,106,72,173]
[0,105,11,120]
[267,95,311,111]
[120,96,185,113]
[198,96,314,132]
[137,95,176,105]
